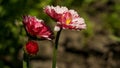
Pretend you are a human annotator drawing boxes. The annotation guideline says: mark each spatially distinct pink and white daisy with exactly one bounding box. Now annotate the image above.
[44,5,86,31]
[23,15,54,40]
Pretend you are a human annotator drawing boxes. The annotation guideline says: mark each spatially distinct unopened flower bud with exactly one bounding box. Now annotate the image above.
[25,41,39,55]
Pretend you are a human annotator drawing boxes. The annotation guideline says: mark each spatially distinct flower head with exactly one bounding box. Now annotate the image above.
[23,15,54,40]
[44,5,86,31]
[25,41,39,55]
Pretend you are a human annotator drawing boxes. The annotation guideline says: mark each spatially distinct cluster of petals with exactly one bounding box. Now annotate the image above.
[44,5,86,31]
[23,15,54,40]
[25,41,39,55]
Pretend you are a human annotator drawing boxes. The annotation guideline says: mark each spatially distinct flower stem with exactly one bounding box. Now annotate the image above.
[23,52,30,68]
[52,28,62,68]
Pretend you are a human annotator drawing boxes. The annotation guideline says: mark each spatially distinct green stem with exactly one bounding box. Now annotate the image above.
[23,59,27,68]
[23,52,30,68]
[52,28,62,68]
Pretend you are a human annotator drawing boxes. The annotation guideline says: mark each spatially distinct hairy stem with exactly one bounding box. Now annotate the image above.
[52,28,62,68]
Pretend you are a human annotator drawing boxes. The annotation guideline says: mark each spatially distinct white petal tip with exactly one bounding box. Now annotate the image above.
[54,26,60,31]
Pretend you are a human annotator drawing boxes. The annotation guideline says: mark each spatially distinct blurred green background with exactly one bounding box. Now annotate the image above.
[0,0,120,68]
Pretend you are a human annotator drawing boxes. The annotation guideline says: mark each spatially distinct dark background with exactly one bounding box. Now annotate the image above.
[0,0,120,68]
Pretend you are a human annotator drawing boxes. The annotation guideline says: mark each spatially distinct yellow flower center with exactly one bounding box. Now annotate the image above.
[66,19,71,25]
[61,12,72,25]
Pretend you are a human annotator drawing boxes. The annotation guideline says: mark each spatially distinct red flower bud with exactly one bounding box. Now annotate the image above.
[25,41,39,55]
[23,15,54,40]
